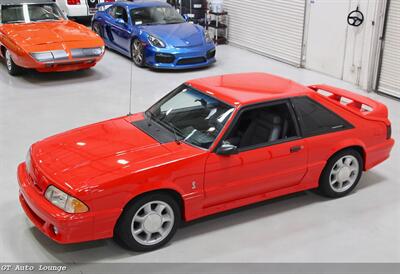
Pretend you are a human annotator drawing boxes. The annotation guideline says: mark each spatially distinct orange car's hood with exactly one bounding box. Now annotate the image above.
[2,20,99,46]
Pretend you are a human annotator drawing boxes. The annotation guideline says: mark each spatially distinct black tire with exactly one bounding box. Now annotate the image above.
[114,193,181,252]
[317,149,363,198]
[92,21,103,38]
[4,49,23,76]
[131,39,145,67]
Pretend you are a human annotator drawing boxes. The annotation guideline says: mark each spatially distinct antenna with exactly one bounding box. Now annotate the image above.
[128,58,133,116]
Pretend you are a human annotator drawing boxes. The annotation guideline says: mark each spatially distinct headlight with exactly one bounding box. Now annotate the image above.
[30,50,68,62]
[204,30,212,43]
[70,47,105,58]
[45,185,89,214]
[30,52,54,62]
[148,35,165,48]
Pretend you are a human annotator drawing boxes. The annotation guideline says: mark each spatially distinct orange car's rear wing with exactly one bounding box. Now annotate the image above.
[308,84,389,124]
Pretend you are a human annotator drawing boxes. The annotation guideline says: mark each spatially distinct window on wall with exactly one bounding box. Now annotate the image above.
[292,96,352,137]
[225,101,299,150]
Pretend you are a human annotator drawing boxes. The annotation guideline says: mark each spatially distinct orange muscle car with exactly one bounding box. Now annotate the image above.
[0,0,105,75]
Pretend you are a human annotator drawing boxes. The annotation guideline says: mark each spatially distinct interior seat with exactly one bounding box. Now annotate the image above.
[239,112,283,147]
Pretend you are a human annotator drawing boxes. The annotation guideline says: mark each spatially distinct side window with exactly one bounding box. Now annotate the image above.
[292,96,352,137]
[114,6,128,22]
[108,6,116,18]
[225,102,299,150]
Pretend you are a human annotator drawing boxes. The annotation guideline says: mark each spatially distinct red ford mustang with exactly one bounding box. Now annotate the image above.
[18,73,394,251]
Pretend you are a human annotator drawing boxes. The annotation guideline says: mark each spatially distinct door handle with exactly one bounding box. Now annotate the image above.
[290,145,303,153]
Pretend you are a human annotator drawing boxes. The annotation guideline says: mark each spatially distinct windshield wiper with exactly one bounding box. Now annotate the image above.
[145,111,182,144]
[4,20,25,24]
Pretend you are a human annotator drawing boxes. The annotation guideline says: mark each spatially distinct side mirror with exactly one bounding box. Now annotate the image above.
[216,142,238,156]
[115,18,125,25]
[183,14,190,22]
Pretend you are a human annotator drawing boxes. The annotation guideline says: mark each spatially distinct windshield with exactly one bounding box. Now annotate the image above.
[1,3,65,24]
[146,85,235,149]
[130,6,185,25]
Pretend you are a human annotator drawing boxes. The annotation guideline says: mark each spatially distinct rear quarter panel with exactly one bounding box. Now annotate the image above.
[301,93,389,188]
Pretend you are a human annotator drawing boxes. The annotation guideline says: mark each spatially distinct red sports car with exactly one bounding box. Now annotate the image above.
[17,73,394,251]
[0,0,104,75]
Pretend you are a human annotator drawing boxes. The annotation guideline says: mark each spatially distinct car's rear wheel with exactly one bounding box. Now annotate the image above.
[4,49,23,76]
[318,149,363,198]
[114,193,180,252]
[131,39,145,67]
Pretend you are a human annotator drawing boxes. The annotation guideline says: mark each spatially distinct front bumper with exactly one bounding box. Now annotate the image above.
[34,59,99,73]
[144,43,216,70]
[17,163,95,244]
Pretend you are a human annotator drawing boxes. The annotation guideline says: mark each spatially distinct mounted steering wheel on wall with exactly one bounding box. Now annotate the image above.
[347,7,364,27]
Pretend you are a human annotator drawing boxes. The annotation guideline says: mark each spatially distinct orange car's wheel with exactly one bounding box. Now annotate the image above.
[114,193,181,252]
[5,49,23,76]
[318,149,363,198]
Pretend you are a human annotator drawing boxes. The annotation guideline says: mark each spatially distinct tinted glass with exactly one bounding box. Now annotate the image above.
[130,6,184,25]
[1,3,65,24]
[146,85,234,149]
[293,97,350,136]
[114,6,128,22]
[225,102,298,149]
[1,5,24,23]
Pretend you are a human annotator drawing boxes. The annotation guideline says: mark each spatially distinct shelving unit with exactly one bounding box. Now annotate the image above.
[206,11,228,45]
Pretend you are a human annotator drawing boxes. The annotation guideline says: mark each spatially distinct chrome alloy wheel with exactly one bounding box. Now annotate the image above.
[329,155,359,193]
[5,50,12,71]
[131,200,174,246]
[132,40,144,65]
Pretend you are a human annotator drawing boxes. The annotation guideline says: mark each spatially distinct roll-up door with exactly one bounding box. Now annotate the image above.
[223,0,306,66]
[377,0,400,98]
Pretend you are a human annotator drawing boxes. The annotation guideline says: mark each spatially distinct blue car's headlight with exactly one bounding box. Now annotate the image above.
[204,30,213,43]
[148,35,166,48]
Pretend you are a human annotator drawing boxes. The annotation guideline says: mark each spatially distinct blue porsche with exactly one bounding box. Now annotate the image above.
[92,1,216,69]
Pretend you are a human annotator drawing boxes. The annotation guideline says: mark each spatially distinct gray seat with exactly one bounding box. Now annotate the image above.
[239,112,283,147]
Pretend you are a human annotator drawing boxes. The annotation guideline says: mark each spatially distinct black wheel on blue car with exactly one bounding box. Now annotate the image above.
[4,48,23,76]
[318,149,363,198]
[114,193,181,252]
[92,21,103,38]
[131,39,145,67]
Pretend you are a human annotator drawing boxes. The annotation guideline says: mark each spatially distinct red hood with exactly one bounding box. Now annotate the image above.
[29,116,174,192]
[1,20,101,47]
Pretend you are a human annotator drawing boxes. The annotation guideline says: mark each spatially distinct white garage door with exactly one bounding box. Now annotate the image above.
[224,0,306,66]
[378,0,400,98]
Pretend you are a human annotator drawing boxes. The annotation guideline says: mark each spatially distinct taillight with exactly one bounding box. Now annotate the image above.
[387,125,392,140]
[67,0,81,5]
[105,0,115,2]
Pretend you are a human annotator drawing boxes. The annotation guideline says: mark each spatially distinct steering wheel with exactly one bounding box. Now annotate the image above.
[347,8,364,27]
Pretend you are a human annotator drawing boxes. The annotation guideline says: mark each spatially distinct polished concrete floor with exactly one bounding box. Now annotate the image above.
[0,45,399,263]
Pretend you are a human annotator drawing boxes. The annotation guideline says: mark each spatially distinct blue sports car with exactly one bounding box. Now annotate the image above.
[92,1,216,69]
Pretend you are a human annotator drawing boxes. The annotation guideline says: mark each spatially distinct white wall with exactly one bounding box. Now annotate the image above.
[304,0,384,91]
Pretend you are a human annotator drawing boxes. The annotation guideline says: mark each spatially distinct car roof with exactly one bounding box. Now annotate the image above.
[186,73,313,107]
[117,1,171,9]
[0,0,53,5]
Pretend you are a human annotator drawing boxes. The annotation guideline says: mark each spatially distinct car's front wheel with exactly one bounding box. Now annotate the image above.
[4,49,23,76]
[114,193,180,252]
[131,39,145,67]
[318,149,363,198]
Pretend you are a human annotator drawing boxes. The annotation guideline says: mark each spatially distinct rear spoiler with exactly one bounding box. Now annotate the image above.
[308,84,389,124]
